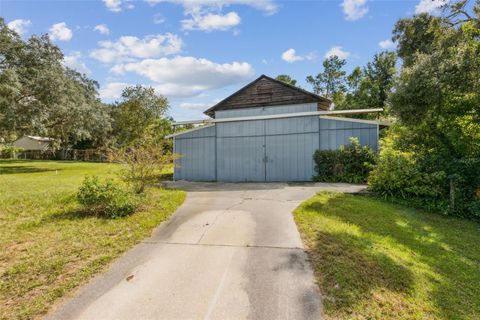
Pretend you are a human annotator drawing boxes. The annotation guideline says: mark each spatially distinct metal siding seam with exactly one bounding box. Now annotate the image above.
[214,125,217,181]
[172,137,177,181]
[264,120,267,181]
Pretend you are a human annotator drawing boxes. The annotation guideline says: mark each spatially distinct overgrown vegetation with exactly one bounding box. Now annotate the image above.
[77,176,140,218]
[369,2,480,219]
[294,192,480,320]
[0,146,23,159]
[313,137,376,184]
[369,127,448,212]
[303,1,480,219]
[0,160,185,319]
[109,142,176,194]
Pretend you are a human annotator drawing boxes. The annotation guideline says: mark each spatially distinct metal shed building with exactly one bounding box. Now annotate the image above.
[169,75,381,182]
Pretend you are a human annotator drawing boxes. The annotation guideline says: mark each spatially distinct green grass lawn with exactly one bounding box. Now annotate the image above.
[0,160,185,320]
[294,192,480,320]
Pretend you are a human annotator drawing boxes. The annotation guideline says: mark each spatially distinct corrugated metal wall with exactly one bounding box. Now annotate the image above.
[173,126,216,181]
[173,110,379,182]
[319,118,379,150]
[216,120,266,182]
[264,116,319,181]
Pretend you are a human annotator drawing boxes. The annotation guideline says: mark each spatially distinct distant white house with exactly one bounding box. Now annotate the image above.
[13,136,53,151]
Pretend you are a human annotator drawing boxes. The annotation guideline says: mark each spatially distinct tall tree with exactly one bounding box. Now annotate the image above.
[337,52,397,116]
[275,74,297,86]
[392,13,444,67]
[362,51,397,110]
[111,85,170,146]
[346,66,363,93]
[386,0,480,215]
[306,56,347,106]
[0,18,112,148]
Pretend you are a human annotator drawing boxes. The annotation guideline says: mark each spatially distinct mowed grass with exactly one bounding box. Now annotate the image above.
[294,192,480,320]
[0,160,185,320]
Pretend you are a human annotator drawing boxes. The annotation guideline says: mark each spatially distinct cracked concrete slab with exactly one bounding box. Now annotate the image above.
[47,182,366,320]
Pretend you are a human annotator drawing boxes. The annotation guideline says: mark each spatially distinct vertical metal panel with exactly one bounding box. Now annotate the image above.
[264,115,318,181]
[216,120,264,137]
[216,119,265,181]
[266,133,318,181]
[216,136,266,182]
[173,126,216,181]
[265,116,318,135]
[319,118,378,151]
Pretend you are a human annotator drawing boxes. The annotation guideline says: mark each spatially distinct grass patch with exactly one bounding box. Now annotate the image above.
[294,192,480,320]
[0,160,185,320]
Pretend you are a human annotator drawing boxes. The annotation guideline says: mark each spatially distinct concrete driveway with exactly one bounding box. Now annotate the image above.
[48,182,365,320]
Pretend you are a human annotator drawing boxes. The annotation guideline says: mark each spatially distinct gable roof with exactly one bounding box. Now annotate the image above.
[204,74,331,117]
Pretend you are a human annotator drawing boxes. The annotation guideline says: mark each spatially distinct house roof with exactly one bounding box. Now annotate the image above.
[204,74,331,118]
[26,136,54,142]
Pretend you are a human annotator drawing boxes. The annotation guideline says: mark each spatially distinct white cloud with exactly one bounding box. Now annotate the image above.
[180,102,210,110]
[90,33,183,63]
[325,46,351,59]
[146,0,278,15]
[378,39,396,50]
[281,48,315,63]
[63,52,91,74]
[102,0,134,11]
[342,0,368,21]
[103,0,122,12]
[99,82,130,100]
[7,19,31,35]
[94,24,110,35]
[414,0,448,14]
[111,56,254,98]
[153,13,166,24]
[182,11,241,31]
[49,22,73,41]
[281,48,303,63]
[147,0,276,33]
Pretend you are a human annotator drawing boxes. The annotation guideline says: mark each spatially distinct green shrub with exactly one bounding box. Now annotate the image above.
[368,138,447,211]
[108,142,176,194]
[442,158,480,218]
[77,176,140,218]
[0,145,24,159]
[368,130,480,219]
[313,137,376,184]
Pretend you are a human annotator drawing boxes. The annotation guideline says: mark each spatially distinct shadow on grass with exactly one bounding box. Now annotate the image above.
[0,166,57,175]
[301,193,480,319]
[158,172,173,181]
[303,218,414,316]
[48,208,109,221]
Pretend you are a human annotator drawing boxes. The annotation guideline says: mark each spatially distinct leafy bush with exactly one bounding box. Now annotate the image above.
[77,176,140,218]
[441,157,480,218]
[313,137,376,184]
[368,129,480,218]
[108,142,177,194]
[368,135,448,211]
[0,145,24,159]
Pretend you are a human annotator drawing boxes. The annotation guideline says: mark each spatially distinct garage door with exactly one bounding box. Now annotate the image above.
[265,117,319,181]
[216,120,266,182]
[216,117,318,182]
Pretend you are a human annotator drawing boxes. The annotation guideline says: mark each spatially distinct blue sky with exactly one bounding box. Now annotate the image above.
[2,0,446,120]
